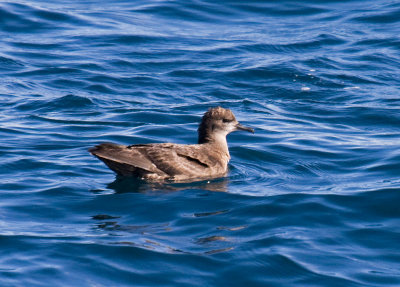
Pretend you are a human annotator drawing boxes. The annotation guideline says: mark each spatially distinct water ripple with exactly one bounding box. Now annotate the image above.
[1,0,400,286]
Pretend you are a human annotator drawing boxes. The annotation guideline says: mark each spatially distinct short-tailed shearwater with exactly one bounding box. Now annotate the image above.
[89,107,254,182]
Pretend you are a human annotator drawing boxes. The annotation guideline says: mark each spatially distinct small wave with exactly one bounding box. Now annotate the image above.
[0,3,50,32]
[15,94,94,112]
[13,67,82,78]
[0,2,90,33]
[351,8,400,24]
[0,55,25,71]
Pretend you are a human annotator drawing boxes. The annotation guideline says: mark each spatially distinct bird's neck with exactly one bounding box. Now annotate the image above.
[199,132,230,160]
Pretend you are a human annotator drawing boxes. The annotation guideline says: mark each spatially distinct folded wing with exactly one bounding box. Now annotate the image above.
[89,142,225,181]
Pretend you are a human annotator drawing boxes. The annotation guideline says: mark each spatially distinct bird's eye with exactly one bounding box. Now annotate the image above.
[222,119,232,123]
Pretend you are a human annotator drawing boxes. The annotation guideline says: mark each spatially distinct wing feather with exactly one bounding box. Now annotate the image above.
[89,143,160,173]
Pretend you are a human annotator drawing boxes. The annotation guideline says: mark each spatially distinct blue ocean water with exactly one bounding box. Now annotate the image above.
[1,0,400,286]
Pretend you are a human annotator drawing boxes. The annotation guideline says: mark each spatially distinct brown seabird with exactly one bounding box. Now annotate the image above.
[89,107,254,182]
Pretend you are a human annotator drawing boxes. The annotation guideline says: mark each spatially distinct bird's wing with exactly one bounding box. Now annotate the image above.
[90,142,225,180]
[89,143,160,173]
[175,145,218,168]
[141,143,221,177]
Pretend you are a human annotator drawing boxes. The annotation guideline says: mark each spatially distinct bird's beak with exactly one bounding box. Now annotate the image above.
[236,123,254,133]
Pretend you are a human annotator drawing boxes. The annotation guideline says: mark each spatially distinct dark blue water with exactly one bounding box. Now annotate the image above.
[1,0,400,286]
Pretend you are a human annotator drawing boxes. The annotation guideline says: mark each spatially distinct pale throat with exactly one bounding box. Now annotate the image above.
[210,130,230,160]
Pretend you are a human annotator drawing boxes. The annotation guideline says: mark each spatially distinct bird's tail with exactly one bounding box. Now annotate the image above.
[89,143,143,176]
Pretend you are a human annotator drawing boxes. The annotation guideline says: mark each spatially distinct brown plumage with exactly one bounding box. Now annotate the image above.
[89,107,254,182]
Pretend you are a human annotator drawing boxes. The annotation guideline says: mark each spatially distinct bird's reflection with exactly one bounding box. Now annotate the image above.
[106,175,229,194]
[92,176,236,255]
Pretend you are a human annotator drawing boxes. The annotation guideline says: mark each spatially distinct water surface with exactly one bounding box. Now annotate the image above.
[1,0,400,286]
